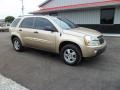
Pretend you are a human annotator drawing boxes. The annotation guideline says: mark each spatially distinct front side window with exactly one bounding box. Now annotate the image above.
[11,18,21,27]
[51,17,77,30]
[34,17,56,31]
[19,17,34,28]
[101,8,115,24]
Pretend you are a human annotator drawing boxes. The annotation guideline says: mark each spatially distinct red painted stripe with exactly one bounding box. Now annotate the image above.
[40,0,120,12]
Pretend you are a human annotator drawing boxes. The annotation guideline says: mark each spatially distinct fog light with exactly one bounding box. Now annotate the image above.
[94,50,98,54]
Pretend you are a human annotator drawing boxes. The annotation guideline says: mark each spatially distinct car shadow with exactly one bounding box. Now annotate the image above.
[24,47,63,64]
[25,48,59,57]
[82,56,104,65]
[23,47,105,67]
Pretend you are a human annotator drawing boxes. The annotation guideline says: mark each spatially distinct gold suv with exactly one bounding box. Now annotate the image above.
[10,16,107,66]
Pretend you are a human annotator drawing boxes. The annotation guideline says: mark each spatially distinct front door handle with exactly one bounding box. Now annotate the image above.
[34,31,38,34]
[19,29,22,31]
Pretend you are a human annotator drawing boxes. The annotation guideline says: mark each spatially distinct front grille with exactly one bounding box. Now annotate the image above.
[98,35,104,44]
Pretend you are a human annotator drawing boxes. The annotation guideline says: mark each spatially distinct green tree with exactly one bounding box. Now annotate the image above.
[5,16,15,23]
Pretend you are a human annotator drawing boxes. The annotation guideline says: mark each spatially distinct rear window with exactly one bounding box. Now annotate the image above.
[11,18,21,27]
[19,17,34,29]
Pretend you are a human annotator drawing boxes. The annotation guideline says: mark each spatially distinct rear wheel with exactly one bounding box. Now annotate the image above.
[12,37,23,51]
[60,44,82,66]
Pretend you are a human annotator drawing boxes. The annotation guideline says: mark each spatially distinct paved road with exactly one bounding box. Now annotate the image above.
[0,32,120,90]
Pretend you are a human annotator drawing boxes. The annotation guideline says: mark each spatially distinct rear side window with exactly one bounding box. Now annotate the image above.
[19,17,34,28]
[34,17,55,30]
[11,18,21,27]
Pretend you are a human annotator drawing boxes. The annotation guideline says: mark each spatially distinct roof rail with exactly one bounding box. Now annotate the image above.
[18,15,44,17]
[18,15,34,17]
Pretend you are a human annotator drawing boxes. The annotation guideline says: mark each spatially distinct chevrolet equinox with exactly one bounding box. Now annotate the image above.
[10,16,107,66]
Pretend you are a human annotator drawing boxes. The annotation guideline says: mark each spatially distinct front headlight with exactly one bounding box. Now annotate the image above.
[84,35,100,46]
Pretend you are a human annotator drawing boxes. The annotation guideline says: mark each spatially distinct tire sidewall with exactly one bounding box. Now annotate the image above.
[60,44,82,66]
[12,37,23,51]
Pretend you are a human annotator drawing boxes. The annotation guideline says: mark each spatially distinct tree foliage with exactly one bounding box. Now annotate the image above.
[5,16,15,23]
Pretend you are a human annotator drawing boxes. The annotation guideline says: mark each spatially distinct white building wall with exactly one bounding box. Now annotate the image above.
[114,7,120,24]
[58,9,100,24]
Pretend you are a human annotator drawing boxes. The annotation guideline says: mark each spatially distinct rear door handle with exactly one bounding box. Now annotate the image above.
[34,31,38,34]
[19,29,22,31]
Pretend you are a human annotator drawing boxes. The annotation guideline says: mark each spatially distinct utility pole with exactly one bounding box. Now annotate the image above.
[21,0,24,16]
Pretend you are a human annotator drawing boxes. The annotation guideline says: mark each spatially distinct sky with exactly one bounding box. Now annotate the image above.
[0,0,46,19]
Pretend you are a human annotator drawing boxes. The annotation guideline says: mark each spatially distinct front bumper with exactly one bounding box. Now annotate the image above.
[95,45,106,56]
[82,41,107,58]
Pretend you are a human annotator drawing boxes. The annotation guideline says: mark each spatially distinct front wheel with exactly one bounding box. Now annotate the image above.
[60,44,82,66]
[12,37,23,51]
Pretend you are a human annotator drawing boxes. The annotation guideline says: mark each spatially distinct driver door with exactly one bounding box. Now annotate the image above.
[32,17,58,52]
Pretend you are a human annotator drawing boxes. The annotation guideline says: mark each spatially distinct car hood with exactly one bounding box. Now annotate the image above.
[63,27,102,37]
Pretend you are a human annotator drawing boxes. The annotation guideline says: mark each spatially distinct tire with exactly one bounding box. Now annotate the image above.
[60,44,82,66]
[12,37,23,51]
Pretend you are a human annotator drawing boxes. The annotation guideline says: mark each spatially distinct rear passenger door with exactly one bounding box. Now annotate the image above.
[18,17,37,47]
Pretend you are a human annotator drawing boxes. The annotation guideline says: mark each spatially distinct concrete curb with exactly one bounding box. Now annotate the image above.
[0,74,30,90]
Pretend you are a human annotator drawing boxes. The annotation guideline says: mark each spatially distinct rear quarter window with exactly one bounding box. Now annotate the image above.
[11,18,21,27]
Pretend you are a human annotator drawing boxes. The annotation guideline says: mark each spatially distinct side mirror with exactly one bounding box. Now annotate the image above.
[44,26,57,32]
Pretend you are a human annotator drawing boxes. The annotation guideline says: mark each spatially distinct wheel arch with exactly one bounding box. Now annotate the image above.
[11,35,18,43]
[11,35,23,45]
[59,41,83,56]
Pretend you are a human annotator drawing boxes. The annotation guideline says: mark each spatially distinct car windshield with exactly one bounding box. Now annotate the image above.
[52,17,78,30]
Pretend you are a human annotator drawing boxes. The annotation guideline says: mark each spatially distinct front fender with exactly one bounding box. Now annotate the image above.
[56,34,85,53]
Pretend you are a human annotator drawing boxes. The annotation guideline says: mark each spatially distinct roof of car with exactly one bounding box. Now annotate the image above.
[18,15,56,19]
